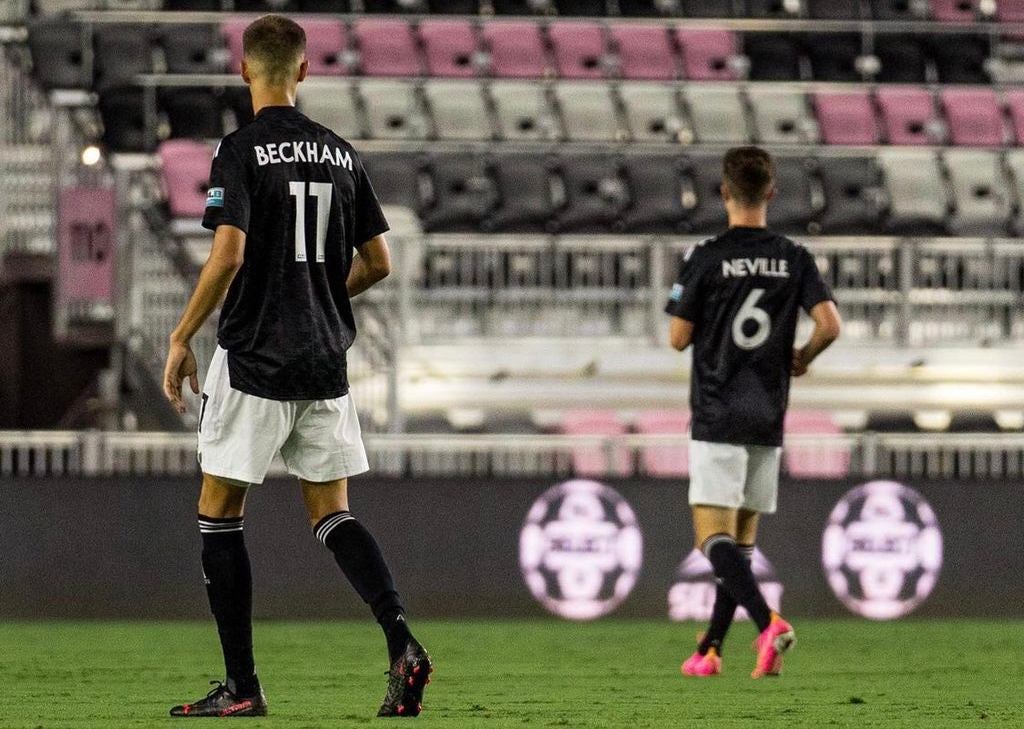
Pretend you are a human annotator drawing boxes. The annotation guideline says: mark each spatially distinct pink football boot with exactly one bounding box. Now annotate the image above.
[681,647,722,677]
[751,613,795,679]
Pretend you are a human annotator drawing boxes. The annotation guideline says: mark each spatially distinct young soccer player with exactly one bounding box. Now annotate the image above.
[665,147,842,678]
[162,15,431,718]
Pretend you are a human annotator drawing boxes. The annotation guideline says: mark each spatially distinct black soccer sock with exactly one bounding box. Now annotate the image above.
[198,514,257,694]
[314,511,413,663]
[698,544,754,655]
[702,534,772,633]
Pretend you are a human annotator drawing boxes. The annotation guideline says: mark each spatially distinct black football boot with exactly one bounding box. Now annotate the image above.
[377,640,433,718]
[169,678,268,717]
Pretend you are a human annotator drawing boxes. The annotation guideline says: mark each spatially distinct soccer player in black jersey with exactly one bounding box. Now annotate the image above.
[665,147,842,679]
[162,15,431,718]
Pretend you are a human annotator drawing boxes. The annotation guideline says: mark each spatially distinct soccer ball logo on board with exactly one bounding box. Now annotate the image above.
[519,480,643,620]
[822,480,943,620]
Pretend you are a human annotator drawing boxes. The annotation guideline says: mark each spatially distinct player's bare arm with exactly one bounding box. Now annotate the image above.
[668,316,695,352]
[792,300,842,377]
[163,224,246,413]
[346,234,391,298]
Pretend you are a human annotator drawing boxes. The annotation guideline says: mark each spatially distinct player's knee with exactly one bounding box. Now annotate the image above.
[198,473,249,518]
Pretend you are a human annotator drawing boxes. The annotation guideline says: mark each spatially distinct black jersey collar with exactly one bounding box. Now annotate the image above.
[255,105,299,117]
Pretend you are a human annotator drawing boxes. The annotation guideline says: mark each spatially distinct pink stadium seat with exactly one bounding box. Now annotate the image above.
[634,410,691,478]
[482,21,550,78]
[353,18,422,77]
[940,87,1006,145]
[1004,89,1024,144]
[930,0,979,21]
[784,410,850,479]
[814,91,880,145]
[159,140,213,219]
[876,86,939,145]
[609,23,677,80]
[996,0,1024,20]
[561,410,630,477]
[302,20,349,76]
[222,17,248,75]
[548,21,607,79]
[675,28,738,80]
[419,19,479,78]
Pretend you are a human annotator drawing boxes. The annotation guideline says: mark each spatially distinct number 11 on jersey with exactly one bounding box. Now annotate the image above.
[289,181,333,263]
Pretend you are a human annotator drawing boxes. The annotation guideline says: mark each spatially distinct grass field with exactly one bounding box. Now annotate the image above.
[2,620,1021,728]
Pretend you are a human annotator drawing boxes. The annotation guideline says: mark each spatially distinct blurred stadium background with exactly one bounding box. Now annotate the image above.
[2,1,1024,726]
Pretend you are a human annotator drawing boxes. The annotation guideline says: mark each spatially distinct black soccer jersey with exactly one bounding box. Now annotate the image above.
[664,226,834,447]
[202,105,389,401]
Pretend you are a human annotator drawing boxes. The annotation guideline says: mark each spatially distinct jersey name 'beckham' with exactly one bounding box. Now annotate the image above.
[721,257,790,278]
[253,141,354,169]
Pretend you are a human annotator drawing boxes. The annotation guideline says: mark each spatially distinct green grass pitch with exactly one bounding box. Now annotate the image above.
[2,620,1021,728]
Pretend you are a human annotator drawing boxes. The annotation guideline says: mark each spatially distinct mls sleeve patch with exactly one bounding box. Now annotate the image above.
[670,283,684,302]
[206,187,225,208]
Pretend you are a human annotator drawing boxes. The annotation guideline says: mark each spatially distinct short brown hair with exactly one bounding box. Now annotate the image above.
[722,146,775,206]
[243,15,306,84]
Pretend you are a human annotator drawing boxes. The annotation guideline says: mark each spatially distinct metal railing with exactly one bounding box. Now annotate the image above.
[2,429,1023,480]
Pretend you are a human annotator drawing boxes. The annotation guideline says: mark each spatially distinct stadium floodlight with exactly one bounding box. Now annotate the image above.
[80,145,102,167]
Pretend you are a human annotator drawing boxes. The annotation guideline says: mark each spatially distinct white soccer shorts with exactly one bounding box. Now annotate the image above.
[197,346,369,485]
[688,439,782,514]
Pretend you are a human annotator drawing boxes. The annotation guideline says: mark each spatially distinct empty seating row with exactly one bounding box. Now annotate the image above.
[97,78,1024,150]
[158,140,1024,237]
[27,16,999,89]
[24,0,1024,22]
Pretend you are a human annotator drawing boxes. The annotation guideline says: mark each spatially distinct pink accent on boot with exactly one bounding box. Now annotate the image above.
[752,613,795,679]
[681,647,722,677]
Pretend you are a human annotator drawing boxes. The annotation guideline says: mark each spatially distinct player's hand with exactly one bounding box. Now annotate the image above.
[163,339,199,414]
[792,347,810,377]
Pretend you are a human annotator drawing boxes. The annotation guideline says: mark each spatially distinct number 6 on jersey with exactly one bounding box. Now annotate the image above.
[732,288,771,350]
[289,181,332,263]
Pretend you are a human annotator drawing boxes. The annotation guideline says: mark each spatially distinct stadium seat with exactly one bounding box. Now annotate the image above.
[99,87,150,152]
[929,34,990,83]
[940,88,1006,146]
[609,23,677,80]
[816,156,883,234]
[298,80,364,139]
[675,28,740,80]
[1005,89,1024,145]
[163,0,221,8]
[223,87,254,128]
[618,83,684,142]
[353,19,422,77]
[425,0,478,11]
[874,35,928,83]
[298,20,349,76]
[160,89,225,140]
[744,33,803,81]
[805,33,863,82]
[616,0,672,15]
[27,20,90,89]
[160,24,224,75]
[553,82,622,141]
[930,0,979,21]
[682,85,749,143]
[747,87,817,145]
[879,149,948,234]
[560,410,630,478]
[554,0,609,13]
[944,150,1011,236]
[814,91,879,145]
[359,79,428,139]
[876,86,941,145]
[485,152,557,232]
[681,153,728,233]
[158,140,213,220]
[361,152,423,208]
[620,153,689,233]
[806,0,864,17]
[997,0,1024,20]
[300,0,353,10]
[420,154,497,232]
[1003,149,1024,234]
[93,26,154,91]
[770,156,817,234]
[492,0,553,12]
[552,153,630,233]
[418,19,480,78]
[222,18,251,75]
[423,80,494,140]
[747,0,801,18]
[490,81,558,140]
[548,21,609,79]
[680,0,732,15]
[32,0,94,12]
[635,410,691,478]
[481,21,550,78]
[234,0,299,9]
[784,411,850,479]
[362,0,426,10]
[871,0,929,19]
